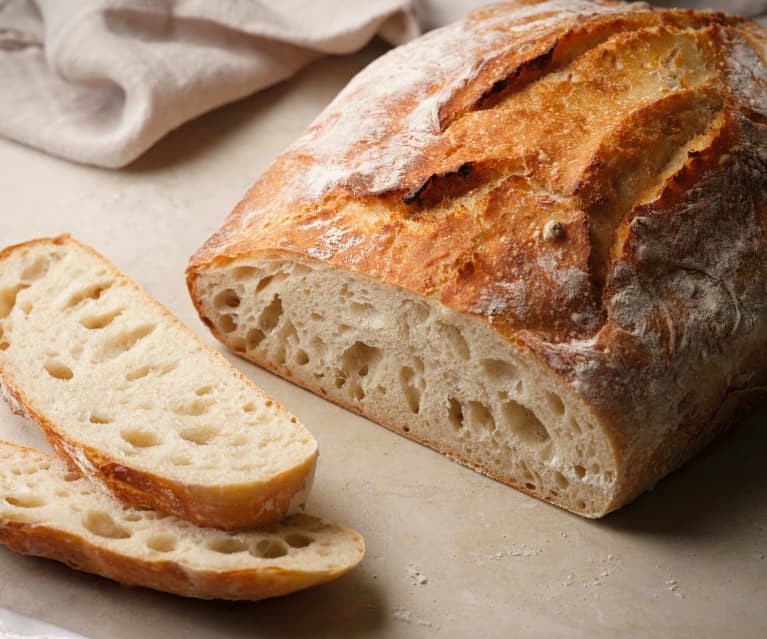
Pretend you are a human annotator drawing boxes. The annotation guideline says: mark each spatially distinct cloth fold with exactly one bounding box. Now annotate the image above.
[0,0,766,169]
[0,0,419,168]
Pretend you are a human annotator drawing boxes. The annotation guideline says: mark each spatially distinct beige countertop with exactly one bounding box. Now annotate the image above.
[0,39,766,639]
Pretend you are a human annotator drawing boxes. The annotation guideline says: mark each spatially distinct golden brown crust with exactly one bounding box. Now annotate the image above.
[0,521,339,600]
[188,1,767,514]
[0,235,317,529]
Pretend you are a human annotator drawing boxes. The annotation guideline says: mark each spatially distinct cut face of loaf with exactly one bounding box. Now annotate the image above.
[191,257,617,514]
[0,441,364,600]
[188,1,767,516]
[0,236,318,528]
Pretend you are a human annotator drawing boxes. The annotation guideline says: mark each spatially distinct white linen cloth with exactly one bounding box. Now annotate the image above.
[0,0,420,168]
[0,0,765,169]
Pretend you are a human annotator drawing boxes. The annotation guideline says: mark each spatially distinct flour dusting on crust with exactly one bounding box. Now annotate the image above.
[278,0,646,203]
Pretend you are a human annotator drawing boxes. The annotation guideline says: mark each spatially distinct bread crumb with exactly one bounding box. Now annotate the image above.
[665,579,683,597]
[392,608,440,630]
[407,562,430,586]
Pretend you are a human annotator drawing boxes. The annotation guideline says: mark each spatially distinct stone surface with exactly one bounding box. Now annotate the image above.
[0,39,765,639]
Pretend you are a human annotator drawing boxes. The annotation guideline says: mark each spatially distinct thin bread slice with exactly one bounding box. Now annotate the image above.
[0,441,364,600]
[0,236,318,529]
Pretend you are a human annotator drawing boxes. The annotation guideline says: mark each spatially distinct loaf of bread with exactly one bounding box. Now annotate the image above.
[0,441,364,600]
[0,236,317,529]
[187,1,767,517]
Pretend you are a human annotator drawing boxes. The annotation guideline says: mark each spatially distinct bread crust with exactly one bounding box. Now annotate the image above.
[0,521,349,600]
[0,235,317,529]
[188,1,767,515]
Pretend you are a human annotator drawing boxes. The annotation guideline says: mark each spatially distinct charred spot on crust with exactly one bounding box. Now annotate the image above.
[403,162,477,208]
[475,42,558,111]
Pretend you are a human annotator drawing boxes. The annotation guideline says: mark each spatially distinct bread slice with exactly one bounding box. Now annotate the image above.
[0,236,318,529]
[0,440,363,600]
[187,2,767,517]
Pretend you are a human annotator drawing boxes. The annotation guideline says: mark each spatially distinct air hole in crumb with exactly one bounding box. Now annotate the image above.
[219,314,237,333]
[80,308,122,330]
[567,416,583,435]
[214,289,241,309]
[21,256,50,281]
[44,361,73,380]
[399,366,423,414]
[284,533,313,548]
[100,324,155,360]
[342,341,381,378]
[250,538,289,559]
[481,358,519,380]
[170,455,192,466]
[63,471,80,482]
[277,320,297,343]
[448,398,464,430]
[350,301,375,317]
[405,300,430,322]
[126,366,151,381]
[573,465,586,478]
[265,400,273,408]
[195,386,213,396]
[258,295,283,333]
[466,401,495,433]
[310,335,327,356]
[243,403,256,413]
[5,494,46,508]
[179,426,218,445]
[349,382,365,401]
[539,441,554,464]
[546,392,565,417]
[246,328,265,350]
[0,284,29,319]
[146,534,177,552]
[233,266,259,280]
[576,499,587,510]
[295,348,309,365]
[208,537,248,554]
[255,275,275,293]
[502,401,550,445]
[65,282,111,309]
[89,413,111,425]
[121,429,161,448]
[82,510,131,539]
[310,312,324,321]
[123,513,142,522]
[525,482,536,490]
[173,399,209,416]
[436,322,470,360]
[554,471,569,489]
